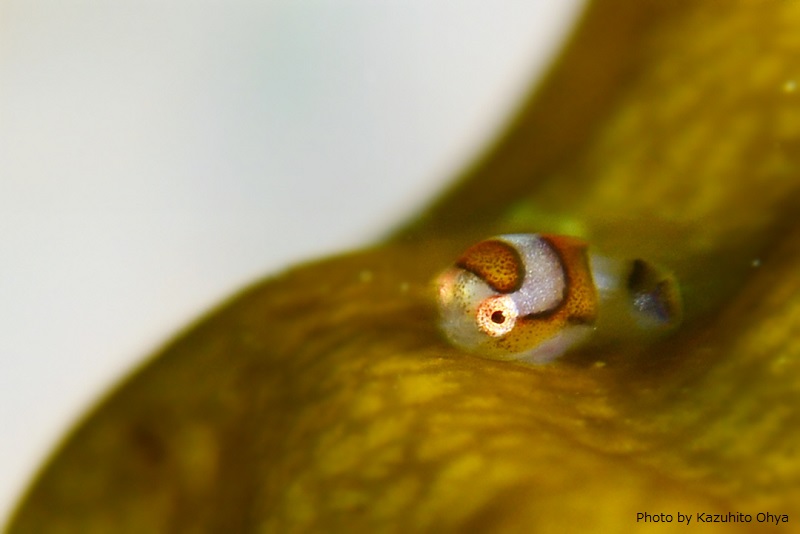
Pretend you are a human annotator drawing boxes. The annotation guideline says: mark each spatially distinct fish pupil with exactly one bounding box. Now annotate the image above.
[491,311,506,324]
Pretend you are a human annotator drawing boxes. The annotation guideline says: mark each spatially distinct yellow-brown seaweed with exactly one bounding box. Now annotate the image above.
[8,1,800,532]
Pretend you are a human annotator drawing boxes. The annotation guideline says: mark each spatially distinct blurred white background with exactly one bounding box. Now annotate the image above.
[0,0,584,523]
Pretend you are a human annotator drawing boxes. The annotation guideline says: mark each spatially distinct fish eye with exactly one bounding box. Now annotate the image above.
[491,311,506,324]
[476,295,517,337]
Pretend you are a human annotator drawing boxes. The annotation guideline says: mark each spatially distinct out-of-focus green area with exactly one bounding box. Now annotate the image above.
[8,1,800,532]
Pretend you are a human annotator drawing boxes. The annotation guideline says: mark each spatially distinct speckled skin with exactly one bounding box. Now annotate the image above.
[8,1,800,533]
[437,234,600,363]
